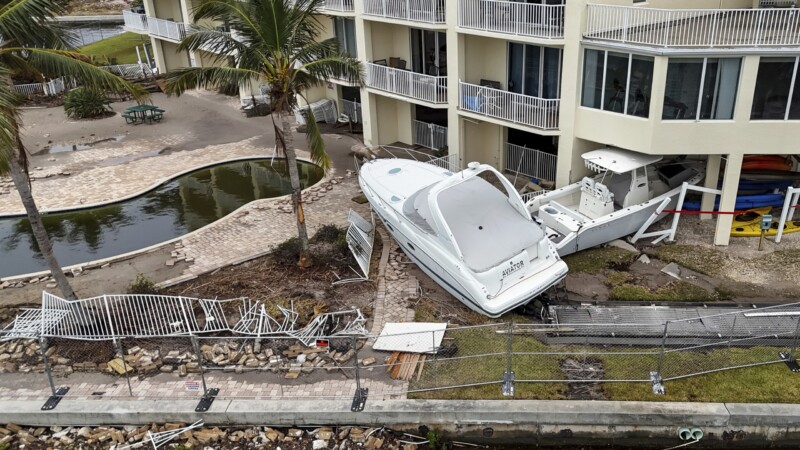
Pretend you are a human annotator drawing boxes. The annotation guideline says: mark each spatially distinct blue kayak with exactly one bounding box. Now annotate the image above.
[682,193,785,211]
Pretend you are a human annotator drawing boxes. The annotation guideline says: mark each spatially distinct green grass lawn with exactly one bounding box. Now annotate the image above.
[79,32,150,65]
[408,326,800,403]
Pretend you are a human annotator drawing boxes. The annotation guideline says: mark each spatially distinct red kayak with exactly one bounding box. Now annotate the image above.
[742,155,793,171]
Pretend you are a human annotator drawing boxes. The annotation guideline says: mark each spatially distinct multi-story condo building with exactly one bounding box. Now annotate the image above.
[124,0,800,246]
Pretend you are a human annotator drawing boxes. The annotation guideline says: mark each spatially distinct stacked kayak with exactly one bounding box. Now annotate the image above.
[731,207,800,237]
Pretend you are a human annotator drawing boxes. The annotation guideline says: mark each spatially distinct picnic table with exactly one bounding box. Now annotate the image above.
[122,104,164,125]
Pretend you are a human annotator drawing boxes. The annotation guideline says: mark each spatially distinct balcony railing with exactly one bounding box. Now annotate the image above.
[321,0,355,13]
[366,63,447,104]
[504,143,557,182]
[148,16,191,41]
[459,81,559,130]
[585,4,800,48]
[122,10,148,32]
[363,0,445,24]
[341,99,362,123]
[413,120,448,150]
[458,0,564,39]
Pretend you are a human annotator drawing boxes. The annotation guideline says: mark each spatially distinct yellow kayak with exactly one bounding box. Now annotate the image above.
[731,207,800,237]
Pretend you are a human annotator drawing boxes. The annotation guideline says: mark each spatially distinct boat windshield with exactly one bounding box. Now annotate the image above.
[403,183,437,234]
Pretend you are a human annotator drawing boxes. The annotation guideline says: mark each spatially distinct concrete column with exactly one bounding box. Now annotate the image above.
[701,154,722,220]
[714,152,743,246]
[553,0,587,187]
[735,55,760,121]
[149,37,167,74]
[354,16,379,147]
[446,27,465,162]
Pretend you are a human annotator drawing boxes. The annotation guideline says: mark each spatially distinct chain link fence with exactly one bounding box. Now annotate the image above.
[3,304,800,406]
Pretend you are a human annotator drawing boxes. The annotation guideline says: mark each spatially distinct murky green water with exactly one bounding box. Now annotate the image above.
[0,159,323,278]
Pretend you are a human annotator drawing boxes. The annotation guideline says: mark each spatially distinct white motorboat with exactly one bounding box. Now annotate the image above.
[526,148,705,256]
[359,158,568,318]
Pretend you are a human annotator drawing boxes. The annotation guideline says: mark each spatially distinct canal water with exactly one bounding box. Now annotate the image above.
[68,24,126,47]
[0,159,323,278]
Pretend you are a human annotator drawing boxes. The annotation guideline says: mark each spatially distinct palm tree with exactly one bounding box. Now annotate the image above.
[166,0,362,267]
[0,0,147,299]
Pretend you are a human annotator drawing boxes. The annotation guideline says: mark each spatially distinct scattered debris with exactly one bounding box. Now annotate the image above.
[661,262,682,280]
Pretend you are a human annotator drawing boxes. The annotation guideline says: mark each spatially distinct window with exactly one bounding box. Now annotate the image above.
[333,17,356,56]
[581,49,654,117]
[751,56,800,120]
[663,58,741,120]
[508,44,561,99]
[411,29,446,76]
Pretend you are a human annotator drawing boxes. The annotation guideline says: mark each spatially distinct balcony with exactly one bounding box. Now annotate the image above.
[363,0,445,25]
[123,10,148,33]
[366,62,447,104]
[458,0,564,39]
[585,4,800,49]
[459,81,559,130]
[148,17,192,42]
[321,0,355,13]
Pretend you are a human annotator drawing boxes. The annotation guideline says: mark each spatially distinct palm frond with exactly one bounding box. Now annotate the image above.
[177,28,245,60]
[0,68,25,175]
[165,65,261,95]
[9,48,149,101]
[297,97,329,173]
[0,0,70,49]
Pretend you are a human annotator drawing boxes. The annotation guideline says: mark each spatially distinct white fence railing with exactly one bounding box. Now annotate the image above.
[585,4,800,48]
[367,63,447,103]
[13,77,75,97]
[459,81,559,130]
[504,143,557,182]
[100,64,154,80]
[122,10,148,32]
[147,16,190,41]
[322,0,355,12]
[760,0,797,7]
[458,0,564,39]
[341,99,362,123]
[363,0,445,24]
[412,120,448,150]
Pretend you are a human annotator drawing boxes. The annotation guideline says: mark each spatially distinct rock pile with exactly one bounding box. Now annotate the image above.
[0,338,370,379]
[0,423,406,449]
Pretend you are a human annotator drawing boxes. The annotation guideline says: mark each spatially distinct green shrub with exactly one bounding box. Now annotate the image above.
[63,87,111,119]
[127,274,161,295]
[272,237,300,266]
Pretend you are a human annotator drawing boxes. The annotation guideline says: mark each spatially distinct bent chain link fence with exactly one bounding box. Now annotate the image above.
[3,304,800,404]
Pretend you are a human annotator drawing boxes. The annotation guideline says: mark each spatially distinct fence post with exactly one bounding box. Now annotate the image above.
[789,316,800,361]
[114,338,134,397]
[191,336,208,395]
[651,321,668,395]
[727,315,737,350]
[40,338,57,397]
[502,322,515,397]
[351,335,368,411]
[192,336,219,412]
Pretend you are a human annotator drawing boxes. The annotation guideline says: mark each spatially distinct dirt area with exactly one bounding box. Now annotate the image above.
[64,0,127,15]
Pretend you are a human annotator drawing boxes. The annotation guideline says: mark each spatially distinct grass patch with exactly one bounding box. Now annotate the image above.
[606,271,718,302]
[604,347,800,403]
[79,32,150,65]
[563,246,637,274]
[646,245,729,277]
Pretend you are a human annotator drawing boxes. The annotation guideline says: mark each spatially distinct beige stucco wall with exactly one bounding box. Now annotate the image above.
[152,0,183,21]
[158,40,190,72]
[463,35,507,88]
[369,23,410,62]
[462,119,503,168]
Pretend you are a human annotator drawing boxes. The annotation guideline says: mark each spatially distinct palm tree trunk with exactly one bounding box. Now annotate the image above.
[277,111,310,267]
[7,149,78,300]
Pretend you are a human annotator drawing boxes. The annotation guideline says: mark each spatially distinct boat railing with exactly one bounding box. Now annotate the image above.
[377,145,463,172]
[520,190,551,204]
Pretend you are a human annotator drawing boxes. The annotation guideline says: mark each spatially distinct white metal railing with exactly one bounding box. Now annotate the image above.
[13,77,75,97]
[459,81,559,130]
[458,0,564,39]
[367,63,447,103]
[427,153,460,172]
[760,0,797,7]
[13,83,44,96]
[504,143,557,182]
[585,4,800,48]
[147,16,190,41]
[322,0,355,12]
[341,99,362,123]
[122,10,148,32]
[100,64,154,80]
[363,0,445,24]
[412,120,448,150]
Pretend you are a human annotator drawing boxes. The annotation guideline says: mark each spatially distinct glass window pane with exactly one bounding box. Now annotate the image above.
[603,52,628,113]
[334,18,345,52]
[344,19,356,56]
[542,47,561,99]
[581,49,603,109]
[663,59,703,120]
[523,45,541,97]
[700,58,740,120]
[751,57,795,120]
[410,29,423,73]
[508,43,524,94]
[789,62,800,120]
[626,55,653,118]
